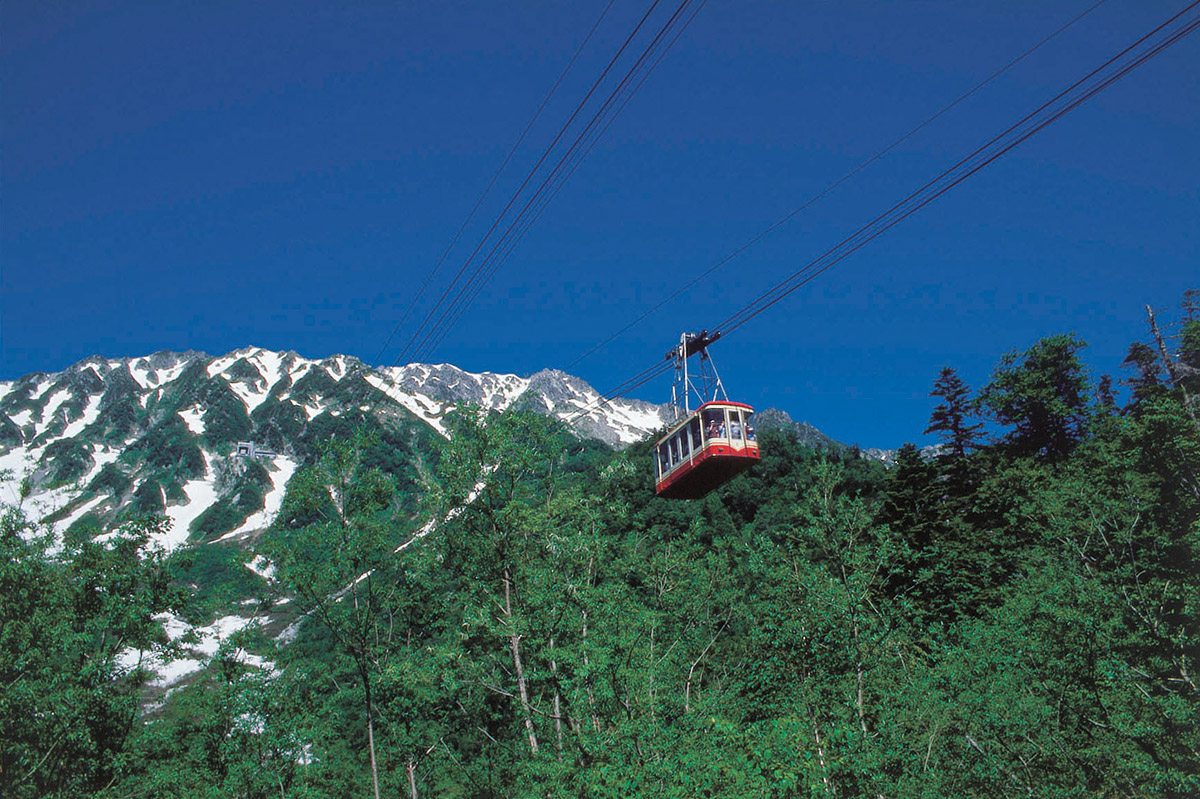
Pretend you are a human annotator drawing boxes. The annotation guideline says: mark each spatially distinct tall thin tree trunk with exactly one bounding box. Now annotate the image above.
[504,571,539,755]
[648,626,656,726]
[367,708,381,799]
[685,619,728,713]
[551,637,564,761]
[853,618,868,737]
[582,610,600,732]
[407,758,419,799]
[812,713,836,798]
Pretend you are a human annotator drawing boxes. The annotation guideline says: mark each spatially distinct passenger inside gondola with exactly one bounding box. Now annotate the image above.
[702,408,724,440]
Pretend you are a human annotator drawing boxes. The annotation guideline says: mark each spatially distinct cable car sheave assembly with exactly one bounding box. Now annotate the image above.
[654,332,759,500]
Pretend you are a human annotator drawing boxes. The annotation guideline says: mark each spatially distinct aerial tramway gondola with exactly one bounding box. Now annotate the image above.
[654,331,759,500]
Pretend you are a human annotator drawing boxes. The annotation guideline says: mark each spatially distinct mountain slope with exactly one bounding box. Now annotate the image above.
[0,347,676,549]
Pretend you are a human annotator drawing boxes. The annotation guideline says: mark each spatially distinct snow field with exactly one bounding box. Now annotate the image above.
[250,349,285,389]
[30,379,53,401]
[161,451,221,552]
[53,494,108,532]
[129,362,154,389]
[178,405,206,434]
[228,380,271,413]
[39,388,73,429]
[363,374,452,436]
[0,446,37,503]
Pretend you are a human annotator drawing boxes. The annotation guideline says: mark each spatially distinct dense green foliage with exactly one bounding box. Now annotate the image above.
[0,510,187,798]
[3,300,1198,798]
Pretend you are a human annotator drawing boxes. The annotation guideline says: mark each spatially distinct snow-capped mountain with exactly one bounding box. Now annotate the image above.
[0,347,673,552]
[374,362,667,446]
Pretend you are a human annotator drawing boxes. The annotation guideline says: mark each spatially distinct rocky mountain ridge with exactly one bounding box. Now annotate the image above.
[0,348,900,550]
[0,346,676,536]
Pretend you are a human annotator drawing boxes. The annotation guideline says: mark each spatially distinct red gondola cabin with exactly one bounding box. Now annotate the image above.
[654,401,759,499]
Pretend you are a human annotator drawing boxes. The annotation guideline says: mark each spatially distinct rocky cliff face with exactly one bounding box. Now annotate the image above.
[753,407,843,450]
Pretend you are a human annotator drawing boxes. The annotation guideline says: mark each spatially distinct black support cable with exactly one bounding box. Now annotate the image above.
[713,2,1200,339]
[393,0,672,369]
[371,0,618,371]
[419,0,710,363]
[406,0,701,367]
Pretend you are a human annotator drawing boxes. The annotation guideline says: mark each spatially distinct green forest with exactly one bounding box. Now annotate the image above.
[2,297,1198,798]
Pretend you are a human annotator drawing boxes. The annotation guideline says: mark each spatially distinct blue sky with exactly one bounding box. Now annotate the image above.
[3,1,1197,448]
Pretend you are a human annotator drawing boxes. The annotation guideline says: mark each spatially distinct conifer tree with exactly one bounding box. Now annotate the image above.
[923,367,983,461]
[1124,341,1165,404]
[878,443,940,550]
[923,367,984,496]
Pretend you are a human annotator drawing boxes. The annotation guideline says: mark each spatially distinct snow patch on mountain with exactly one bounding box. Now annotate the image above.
[374,363,670,446]
[207,352,243,377]
[250,348,285,389]
[129,362,154,389]
[0,448,36,503]
[156,360,192,386]
[326,355,348,381]
[228,379,271,413]
[382,363,529,409]
[119,612,267,687]
[55,494,107,532]
[162,452,219,552]
[602,401,669,443]
[288,360,312,382]
[246,555,276,582]
[0,435,121,529]
[62,395,103,439]
[40,388,72,426]
[31,379,54,401]
[300,400,323,421]
[363,374,452,436]
[81,446,122,486]
[179,405,206,435]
